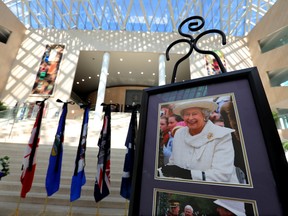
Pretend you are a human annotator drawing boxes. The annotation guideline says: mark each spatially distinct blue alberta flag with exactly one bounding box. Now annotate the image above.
[45,102,68,196]
[94,105,111,203]
[120,108,137,199]
[70,106,89,202]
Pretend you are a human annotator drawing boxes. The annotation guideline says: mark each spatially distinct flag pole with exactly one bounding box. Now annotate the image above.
[96,202,100,216]
[40,196,48,216]
[67,202,73,216]
[124,199,129,216]
[14,196,21,216]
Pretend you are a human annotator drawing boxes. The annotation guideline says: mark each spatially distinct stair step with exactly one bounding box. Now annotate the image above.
[0,201,129,216]
[0,202,127,216]
[0,181,126,196]
[0,191,126,208]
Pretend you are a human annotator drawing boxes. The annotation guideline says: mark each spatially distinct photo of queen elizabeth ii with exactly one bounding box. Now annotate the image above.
[157,95,250,186]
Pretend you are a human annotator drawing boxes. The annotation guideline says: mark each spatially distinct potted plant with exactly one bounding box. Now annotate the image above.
[0,156,10,180]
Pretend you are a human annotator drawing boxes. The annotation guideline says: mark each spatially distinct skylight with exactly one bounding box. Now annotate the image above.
[3,0,276,37]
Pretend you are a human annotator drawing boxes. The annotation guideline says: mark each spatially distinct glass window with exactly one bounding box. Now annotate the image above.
[277,109,288,130]
[267,68,288,87]
[259,26,288,53]
[0,25,11,44]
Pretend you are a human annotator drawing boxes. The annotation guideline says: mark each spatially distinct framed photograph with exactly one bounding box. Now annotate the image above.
[129,67,288,215]
[156,93,251,187]
[31,44,65,96]
[153,189,257,216]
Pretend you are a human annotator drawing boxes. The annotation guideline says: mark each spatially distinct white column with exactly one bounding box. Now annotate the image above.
[94,52,110,129]
[159,54,166,86]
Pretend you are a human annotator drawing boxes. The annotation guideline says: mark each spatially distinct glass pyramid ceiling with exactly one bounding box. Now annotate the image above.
[3,0,276,37]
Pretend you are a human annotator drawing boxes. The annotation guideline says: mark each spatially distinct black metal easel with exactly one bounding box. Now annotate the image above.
[166,16,227,84]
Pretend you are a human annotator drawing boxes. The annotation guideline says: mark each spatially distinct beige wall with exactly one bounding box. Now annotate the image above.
[87,86,148,106]
[0,1,26,101]
[247,0,288,111]
[66,86,148,119]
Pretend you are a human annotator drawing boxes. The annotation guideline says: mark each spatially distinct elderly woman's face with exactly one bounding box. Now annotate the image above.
[184,208,193,216]
[182,107,206,135]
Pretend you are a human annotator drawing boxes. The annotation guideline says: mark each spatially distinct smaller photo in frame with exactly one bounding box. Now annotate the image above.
[156,93,251,187]
[153,189,257,216]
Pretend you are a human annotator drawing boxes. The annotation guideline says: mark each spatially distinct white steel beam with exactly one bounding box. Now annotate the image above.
[109,0,124,29]
[22,0,42,28]
[122,0,134,30]
[167,0,176,31]
[139,0,150,31]
[81,1,98,29]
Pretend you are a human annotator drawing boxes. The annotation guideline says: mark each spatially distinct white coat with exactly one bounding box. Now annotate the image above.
[169,120,239,184]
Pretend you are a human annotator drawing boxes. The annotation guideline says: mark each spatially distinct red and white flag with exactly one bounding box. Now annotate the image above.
[20,99,46,198]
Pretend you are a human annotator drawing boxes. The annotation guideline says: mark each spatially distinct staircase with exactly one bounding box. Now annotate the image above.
[0,112,133,216]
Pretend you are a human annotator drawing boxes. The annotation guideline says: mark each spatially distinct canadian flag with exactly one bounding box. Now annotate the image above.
[20,100,45,198]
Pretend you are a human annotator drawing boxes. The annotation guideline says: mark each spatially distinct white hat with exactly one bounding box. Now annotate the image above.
[173,98,218,116]
[214,199,246,216]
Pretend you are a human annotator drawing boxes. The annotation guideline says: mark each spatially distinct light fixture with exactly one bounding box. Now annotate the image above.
[148,59,151,62]
[76,82,79,84]
[129,71,132,74]
[120,58,123,61]
[82,79,85,81]
[117,71,121,74]
[141,72,144,74]
[88,76,91,79]
[152,73,155,76]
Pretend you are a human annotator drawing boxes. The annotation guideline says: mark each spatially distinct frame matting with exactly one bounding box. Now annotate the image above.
[129,67,288,215]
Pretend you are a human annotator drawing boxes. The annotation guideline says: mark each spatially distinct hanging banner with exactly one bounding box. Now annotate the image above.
[205,50,226,75]
[31,44,65,96]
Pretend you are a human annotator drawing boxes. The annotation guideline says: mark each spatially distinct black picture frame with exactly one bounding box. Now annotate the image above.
[129,67,288,216]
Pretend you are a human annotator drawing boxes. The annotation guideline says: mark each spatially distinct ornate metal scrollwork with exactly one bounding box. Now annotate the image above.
[166,16,227,84]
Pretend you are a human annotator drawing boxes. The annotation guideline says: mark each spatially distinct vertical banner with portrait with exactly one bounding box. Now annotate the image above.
[129,67,288,216]
[31,44,65,96]
[205,50,227,75]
